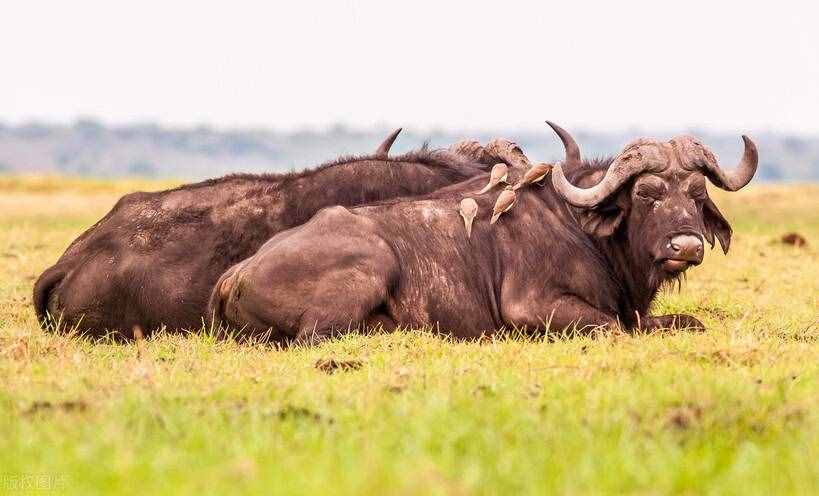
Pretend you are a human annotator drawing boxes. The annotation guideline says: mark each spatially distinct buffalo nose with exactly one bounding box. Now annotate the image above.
[669,234,704,263]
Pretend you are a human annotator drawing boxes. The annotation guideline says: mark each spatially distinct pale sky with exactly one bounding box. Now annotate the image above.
[1,0,818,134]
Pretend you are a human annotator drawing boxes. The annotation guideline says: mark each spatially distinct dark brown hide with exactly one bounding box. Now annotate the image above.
[33,144,488,337]
[209,126,756,344]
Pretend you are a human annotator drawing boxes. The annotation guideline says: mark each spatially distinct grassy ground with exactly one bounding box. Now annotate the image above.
[1,175,817,495]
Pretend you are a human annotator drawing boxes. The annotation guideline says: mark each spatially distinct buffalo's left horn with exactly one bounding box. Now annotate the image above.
[374,128,402,158]
[546,121,581,168]
[550,129,661,208]
[702,135,758,191]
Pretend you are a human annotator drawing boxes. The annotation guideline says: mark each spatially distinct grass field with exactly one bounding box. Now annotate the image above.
[1,175,818,495]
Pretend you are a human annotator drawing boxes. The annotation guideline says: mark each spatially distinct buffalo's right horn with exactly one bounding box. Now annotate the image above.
[374,128,402,158]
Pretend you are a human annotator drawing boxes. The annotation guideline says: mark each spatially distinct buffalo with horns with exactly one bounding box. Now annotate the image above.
[33,129,492,337]
[208,122,758,344]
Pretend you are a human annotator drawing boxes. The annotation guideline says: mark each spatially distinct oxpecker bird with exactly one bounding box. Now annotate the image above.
[490,186,517,225]
[477,163,509,194]
[513,162,552,190]
[459,198,479,238]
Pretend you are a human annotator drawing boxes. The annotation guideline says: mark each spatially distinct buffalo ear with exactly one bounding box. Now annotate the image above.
[703,197,732,254]
[578,206,625,237]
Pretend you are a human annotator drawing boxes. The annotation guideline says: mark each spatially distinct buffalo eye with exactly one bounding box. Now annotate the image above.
[636,185,665,203]
[688,183,708,201]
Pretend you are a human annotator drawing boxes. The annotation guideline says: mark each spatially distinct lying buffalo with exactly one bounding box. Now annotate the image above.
[209,122,758,344]
[33,130,491,337]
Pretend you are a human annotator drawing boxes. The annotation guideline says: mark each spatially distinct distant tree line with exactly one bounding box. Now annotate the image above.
[0,120,816,181]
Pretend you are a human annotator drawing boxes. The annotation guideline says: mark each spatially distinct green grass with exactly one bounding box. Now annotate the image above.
[1,175,818,495]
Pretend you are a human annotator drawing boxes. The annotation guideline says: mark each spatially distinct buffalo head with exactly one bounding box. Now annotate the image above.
[547,122,758,282]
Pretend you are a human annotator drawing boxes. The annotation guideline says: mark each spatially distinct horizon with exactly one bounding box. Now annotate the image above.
[2,117,816,181]
[3,116,818,140]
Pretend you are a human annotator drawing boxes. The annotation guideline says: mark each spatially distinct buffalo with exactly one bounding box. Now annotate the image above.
[208,122,758,344]
[33,130,493,337]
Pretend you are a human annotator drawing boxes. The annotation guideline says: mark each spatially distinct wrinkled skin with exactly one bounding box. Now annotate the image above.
[33,144,489,338]
[208,129,753,344]
[570,164,730,330]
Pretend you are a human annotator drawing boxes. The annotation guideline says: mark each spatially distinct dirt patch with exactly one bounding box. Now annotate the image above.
[474,385,496,397]
[314,358,363,374]
[25,400,88,415]
[710,348,760,366]
[695,306,734,320]
[781,405,807,425]
[1,338,29,361]
[666,403,703,430]
[685,346,761,367]
[775,330,819,343]
[275,405,331,424]
[781,232,807,247]
[386,366,413,393]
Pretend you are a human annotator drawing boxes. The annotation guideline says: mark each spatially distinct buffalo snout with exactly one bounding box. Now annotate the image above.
[661,234,703,272]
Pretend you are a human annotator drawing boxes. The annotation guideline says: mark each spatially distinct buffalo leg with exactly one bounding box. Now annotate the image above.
[540,297,705,333]
[542,296,620,333]
[366,312,397,332]
[209,206,400,345]
[502,294,619,334]
[291,306,396,345]
[293,326,337,347]
[292,296,392,347]
[541,302,705,334]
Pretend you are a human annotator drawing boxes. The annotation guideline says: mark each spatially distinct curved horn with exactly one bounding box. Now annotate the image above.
[374,128,402,158]
[545,121,581,168]
[703,135,758,191]
[551,137,660,208]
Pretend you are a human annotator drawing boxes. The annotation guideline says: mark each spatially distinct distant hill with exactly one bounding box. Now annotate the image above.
[0,120,816,181]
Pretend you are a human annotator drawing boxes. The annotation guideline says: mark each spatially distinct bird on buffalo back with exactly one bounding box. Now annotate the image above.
[459,198,479,238]
[478,163,509,194]
[513,162,552,190]
[490,186,517,225]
